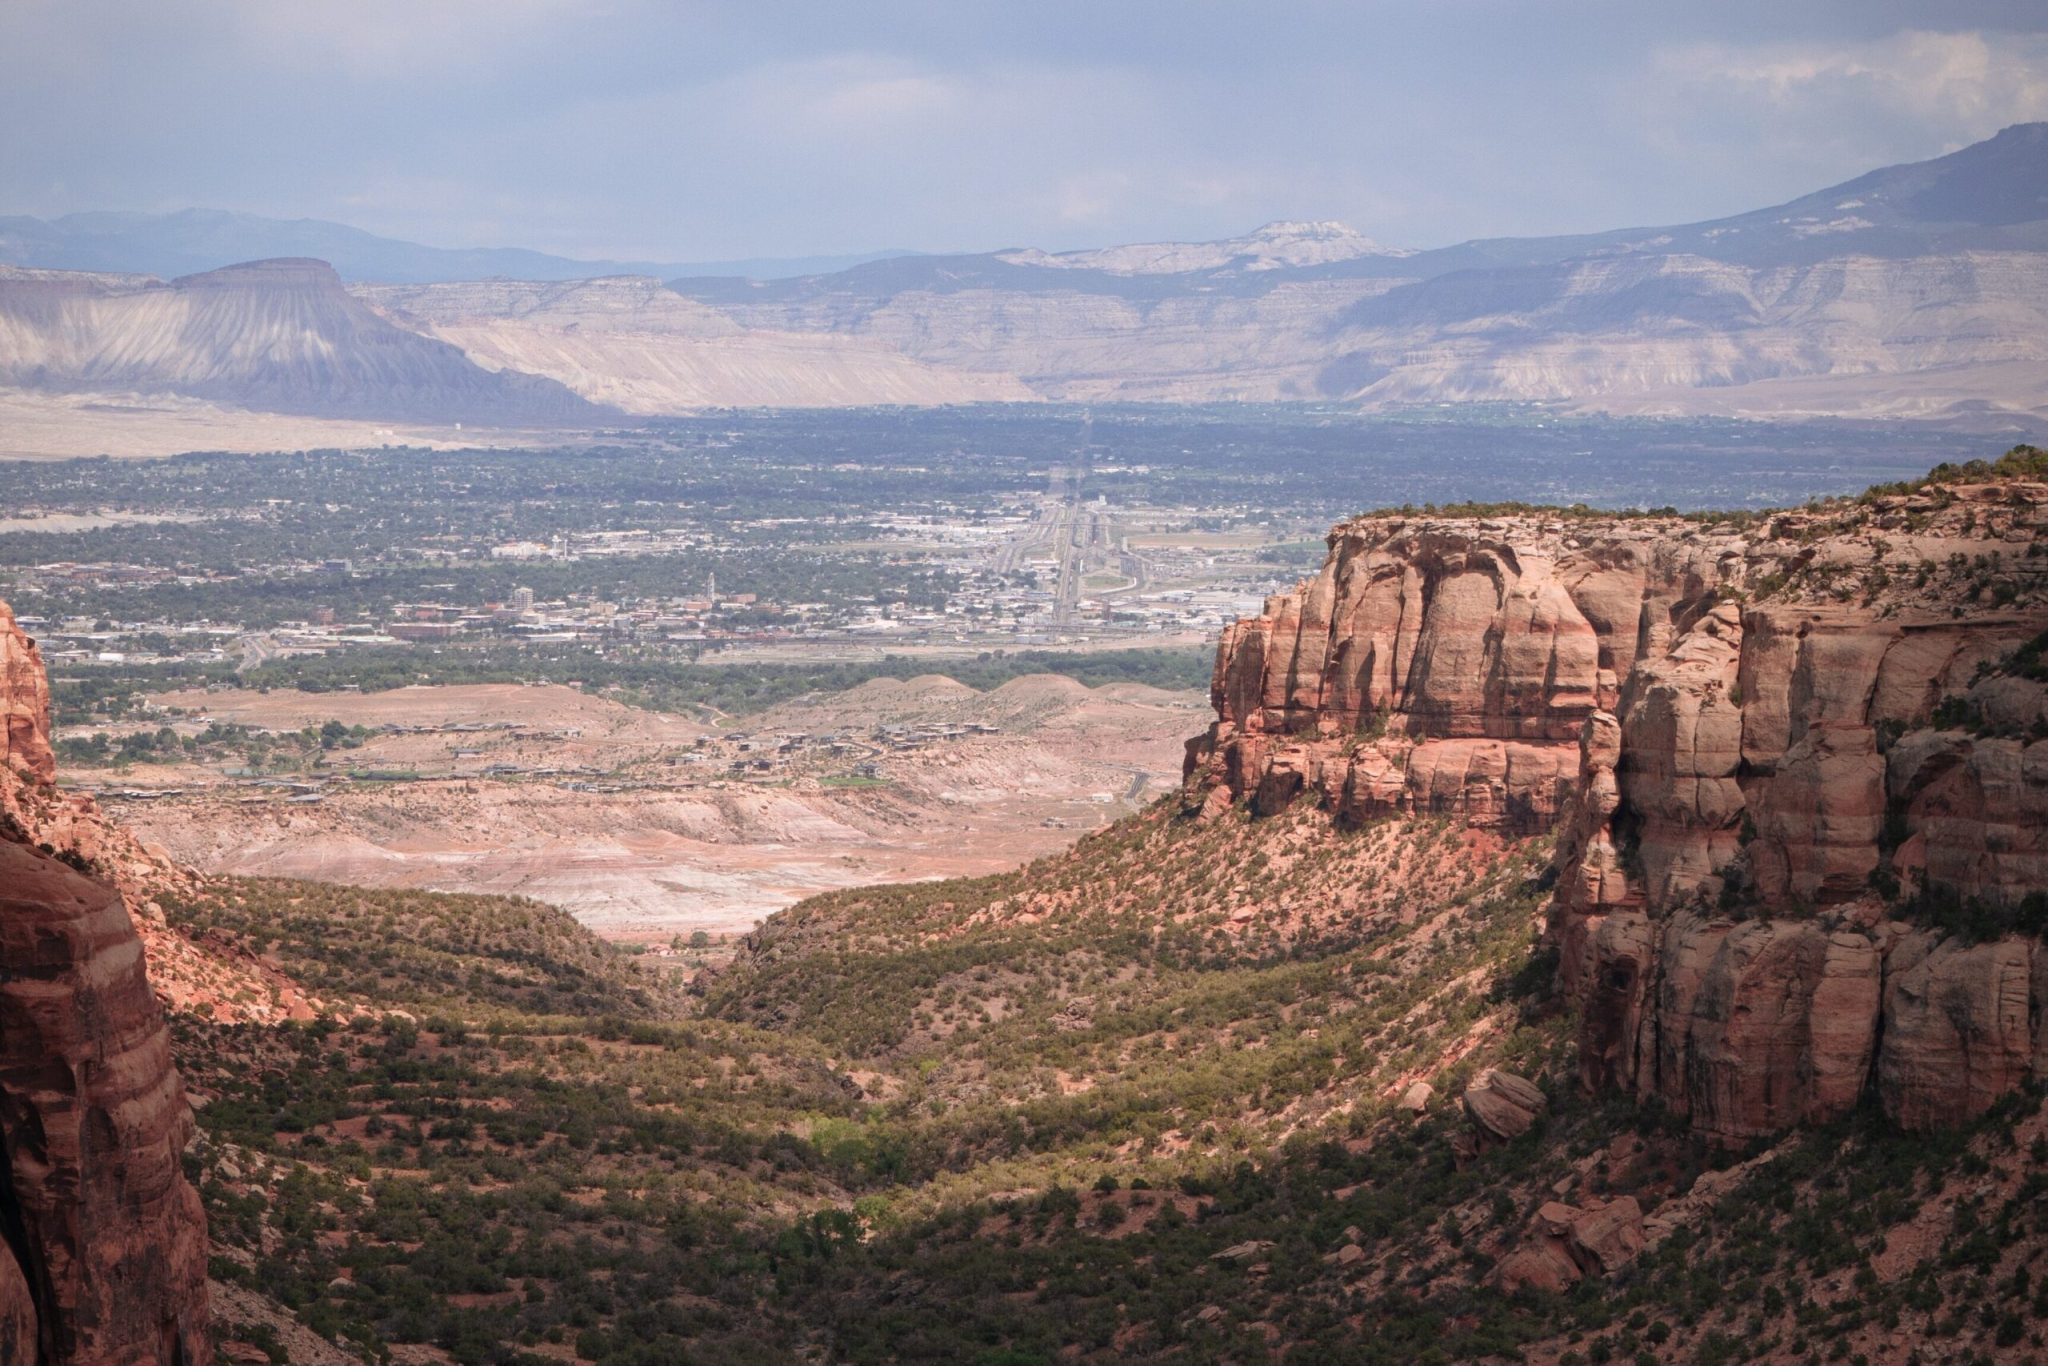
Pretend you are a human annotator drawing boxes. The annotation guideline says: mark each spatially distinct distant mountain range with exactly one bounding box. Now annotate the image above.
[0,258,598,425]
[1,124,2044,428]
[0,208,915,284]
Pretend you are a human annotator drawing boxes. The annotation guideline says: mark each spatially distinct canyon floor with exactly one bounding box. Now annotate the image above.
[76,673,1206,939]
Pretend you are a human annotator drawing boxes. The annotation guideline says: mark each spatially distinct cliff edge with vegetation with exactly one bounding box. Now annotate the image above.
[1186,448,2048,1142]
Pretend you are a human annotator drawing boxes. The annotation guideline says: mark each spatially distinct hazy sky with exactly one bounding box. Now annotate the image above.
[5,1,2047,261]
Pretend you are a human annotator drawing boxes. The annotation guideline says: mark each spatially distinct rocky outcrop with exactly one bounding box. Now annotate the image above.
[1550,478,2048,1138]
[1462,1069,1547,1146]
[1187,464,2048,1138]
[0,841,212,1363]
[0,600,214,1359]
[1182,516,1727,834]
[1,602,55,789]
[1496,1196,1646,1293]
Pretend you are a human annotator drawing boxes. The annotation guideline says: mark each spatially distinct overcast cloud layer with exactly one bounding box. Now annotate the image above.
[4,0,2046,261]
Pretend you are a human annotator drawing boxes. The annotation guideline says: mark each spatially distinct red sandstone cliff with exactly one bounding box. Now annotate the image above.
[2,602,314,1026]
[0,606,212,1357]
[1185,464,2048,1140]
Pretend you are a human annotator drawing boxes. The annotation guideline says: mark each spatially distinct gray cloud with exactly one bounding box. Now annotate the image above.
[2,0,2044,259]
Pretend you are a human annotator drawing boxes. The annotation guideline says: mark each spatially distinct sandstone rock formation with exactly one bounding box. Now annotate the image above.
[1185,460,2048,1139]
[1462,1068,1548,1146]
[3,599,318,1027]
[0,600,55,789]
[1182,515,1726,835]
[1,601,214,1359]
[1496,1196,1647,1293]
[5,605,217,1363]
[0,839,212,1363]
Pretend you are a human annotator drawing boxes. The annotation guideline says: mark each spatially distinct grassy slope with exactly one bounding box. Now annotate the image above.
[169,797,2048,1365]
[172,806,2048,1364]
[165,450,2048,1363]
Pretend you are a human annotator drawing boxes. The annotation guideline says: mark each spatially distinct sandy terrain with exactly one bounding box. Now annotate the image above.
[91,676,1206,939]
[0,390,554,460]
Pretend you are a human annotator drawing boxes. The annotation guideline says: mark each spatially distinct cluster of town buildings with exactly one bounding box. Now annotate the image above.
[8,504,1302,670]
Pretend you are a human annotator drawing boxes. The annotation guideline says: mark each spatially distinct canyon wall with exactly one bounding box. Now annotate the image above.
[1184,464,2048,1139]
[1,601,212,1362]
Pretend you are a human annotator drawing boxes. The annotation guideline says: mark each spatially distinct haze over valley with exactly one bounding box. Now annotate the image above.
[3,125,2048,457]
[5,4,2048,1364]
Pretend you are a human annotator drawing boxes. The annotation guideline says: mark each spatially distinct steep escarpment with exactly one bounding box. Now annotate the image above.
[0,843,213,1364]
[357,275,1032,411]
[0,258,602,424]
[1185,451,2048,1140]
[2,602,312,1026]
[0,607,211,1359]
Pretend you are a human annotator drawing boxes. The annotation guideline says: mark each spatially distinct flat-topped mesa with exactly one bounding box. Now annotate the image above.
[1186,460,2048,1140]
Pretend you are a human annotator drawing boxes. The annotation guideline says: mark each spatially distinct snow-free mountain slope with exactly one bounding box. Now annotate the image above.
[0,258,602,423]
[2,125,2045,425]
[359,275,1032,411]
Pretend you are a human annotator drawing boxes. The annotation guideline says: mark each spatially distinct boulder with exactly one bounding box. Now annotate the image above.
[1463,1068,1547,1145]
[1565,1196,1646,1276]
[1396,1080,1434,1114]
[1496,1238,1582,1294]
[1211,1239,1275,1263]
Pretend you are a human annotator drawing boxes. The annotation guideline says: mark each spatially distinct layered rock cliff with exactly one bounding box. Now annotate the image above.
[2,600,188,896]
[0,605,212,1358]
[3,602,318,1027]
[1184,454,2048,1139]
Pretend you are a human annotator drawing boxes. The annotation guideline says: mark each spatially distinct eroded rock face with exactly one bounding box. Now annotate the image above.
[1,601,55,791]
[1187,476,2048,1137]
[0,600,212,1360]
[1544,482,2048,1137]
[1878,935,2042,1132]
[1574,910,1885,1142]
[1183,519,1726,834]
[0,839,211,1363]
